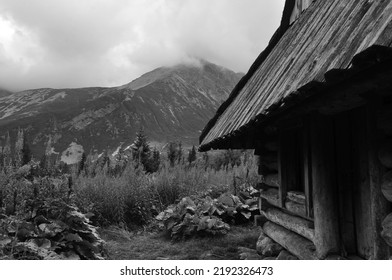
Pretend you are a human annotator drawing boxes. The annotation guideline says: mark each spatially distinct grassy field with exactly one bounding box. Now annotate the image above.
[100,224,261,260]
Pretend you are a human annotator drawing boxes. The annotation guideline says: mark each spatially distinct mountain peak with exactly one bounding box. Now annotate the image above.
[122,59,240,91]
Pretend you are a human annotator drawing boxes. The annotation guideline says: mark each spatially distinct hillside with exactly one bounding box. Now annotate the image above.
[0,60,242,162]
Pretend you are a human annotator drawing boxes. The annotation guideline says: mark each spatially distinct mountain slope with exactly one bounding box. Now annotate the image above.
[0,60,242,161]
[0,88,12,98]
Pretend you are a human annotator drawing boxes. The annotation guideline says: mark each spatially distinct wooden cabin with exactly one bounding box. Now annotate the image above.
[199,0,392,260]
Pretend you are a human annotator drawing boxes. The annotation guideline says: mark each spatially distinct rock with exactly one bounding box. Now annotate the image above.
[276,250,298,260]
[262,243,284,257]
[381,171,392,202]
[262,257,276,260]
[238,247,262,260]
[256,236,275,255]
[381,213,392,246]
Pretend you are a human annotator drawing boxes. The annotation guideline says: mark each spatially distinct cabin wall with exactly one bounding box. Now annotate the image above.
[255,101,392,260]
[255,121,318,260]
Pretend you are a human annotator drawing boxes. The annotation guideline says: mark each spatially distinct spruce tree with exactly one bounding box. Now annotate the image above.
[187,145,197,165]
[133,128,151,170]
[21,134,31,165]
[78,152,87,175]
[15,128,24,168]
[167,142,177,167]
[177,142,183,164]
[2,132,12,172]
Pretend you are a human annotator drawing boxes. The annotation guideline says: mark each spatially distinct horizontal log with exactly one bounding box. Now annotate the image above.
[263,221,317,260]
[285,200,307,217]
[381,213,392,247]
[261,208,315,242]
[260,188,279,207]
[264,173,280,188]
[287,191,306,205]
[381,171,392,202]
[378,141,392,169]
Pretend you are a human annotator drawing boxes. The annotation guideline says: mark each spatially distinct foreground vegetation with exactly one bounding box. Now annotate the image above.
[0,129,260,259]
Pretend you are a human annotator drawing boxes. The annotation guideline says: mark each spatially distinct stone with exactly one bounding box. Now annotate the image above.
[256,236,275,255]
[381,213,392,247]
[381,171,392,202]
[276,250,299,260]
[262,243,284,257]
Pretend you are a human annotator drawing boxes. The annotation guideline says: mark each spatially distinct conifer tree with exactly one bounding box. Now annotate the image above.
[2,132,12,172]
[133,128,151,170]
[15,128,24,168]
[21,134,31,166]
[148,148,160,172]
[78,152,87,175]
[177,142,183,164]
[187,145,197,165]
[167,142,177,167]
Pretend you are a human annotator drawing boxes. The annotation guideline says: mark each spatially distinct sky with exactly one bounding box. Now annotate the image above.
[0,0,285,92]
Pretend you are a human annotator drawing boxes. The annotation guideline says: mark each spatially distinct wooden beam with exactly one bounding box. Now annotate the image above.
[303,116,313,217]
[261,207,315,242]
[287,191,306,205]
[365,101,391,259]
[263,221,317,260]
[259,188,279,207]
[310,114,340,259]
[264,173,280,188]
[285,200,307,217]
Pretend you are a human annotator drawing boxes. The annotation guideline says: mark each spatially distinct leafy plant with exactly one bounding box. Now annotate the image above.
[156,185,259,241]
[0,199,106,260]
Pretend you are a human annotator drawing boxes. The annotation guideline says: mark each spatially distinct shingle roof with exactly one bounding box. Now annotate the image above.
[199,0,392,151]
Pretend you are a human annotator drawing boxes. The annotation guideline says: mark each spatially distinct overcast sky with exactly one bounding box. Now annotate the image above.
[0,0,285,91]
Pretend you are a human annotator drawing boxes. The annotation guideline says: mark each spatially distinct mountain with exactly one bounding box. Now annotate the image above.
[0,88,12,98]
[0,60,242,163]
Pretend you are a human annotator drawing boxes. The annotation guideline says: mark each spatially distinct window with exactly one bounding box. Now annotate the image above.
[278,120,313,219]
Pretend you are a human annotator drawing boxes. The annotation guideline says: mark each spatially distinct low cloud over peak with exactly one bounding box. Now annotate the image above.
[0,0,285,91]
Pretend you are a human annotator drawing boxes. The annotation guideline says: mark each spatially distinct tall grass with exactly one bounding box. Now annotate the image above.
[72,151,259,229]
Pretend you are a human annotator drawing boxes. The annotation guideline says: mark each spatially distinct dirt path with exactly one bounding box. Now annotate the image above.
[99,225,261,260]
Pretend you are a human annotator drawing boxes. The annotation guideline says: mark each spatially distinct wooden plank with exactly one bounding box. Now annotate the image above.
[287,191,306,205]
[263,221,318,260]
[285,200,307,217]
[302,116,313,217]
[261,207,315,242]
[310,113,340,259]
[334,111,356,256]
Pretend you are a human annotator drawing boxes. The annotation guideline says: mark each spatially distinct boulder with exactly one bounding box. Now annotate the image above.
[256,235,275,255]
[381,213,392,246]
[262,243,284,257]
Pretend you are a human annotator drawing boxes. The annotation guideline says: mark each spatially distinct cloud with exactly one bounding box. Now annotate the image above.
[0,0,285,91]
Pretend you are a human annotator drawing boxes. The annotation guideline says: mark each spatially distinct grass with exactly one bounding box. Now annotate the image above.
[100,224,261,260]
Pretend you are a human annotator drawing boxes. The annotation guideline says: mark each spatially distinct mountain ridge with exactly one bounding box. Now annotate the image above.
[0,60,242,163]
